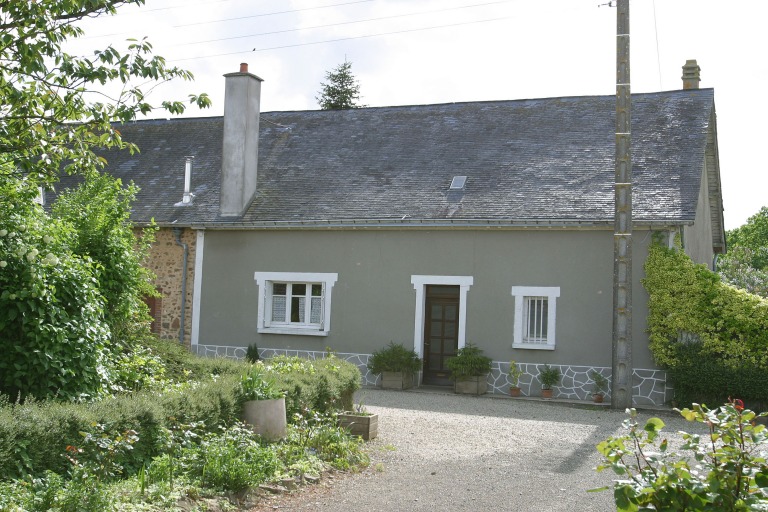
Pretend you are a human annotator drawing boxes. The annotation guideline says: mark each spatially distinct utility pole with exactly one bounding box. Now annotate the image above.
[612,0,633,410]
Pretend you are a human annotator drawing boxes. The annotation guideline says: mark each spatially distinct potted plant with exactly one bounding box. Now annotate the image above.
[239,364,287,441]
[590,370,608,403]
[508,360,523,397]
[538,364,561,399]
[446,343,492,395]
[338,395,378,440]
[367,342,421,390]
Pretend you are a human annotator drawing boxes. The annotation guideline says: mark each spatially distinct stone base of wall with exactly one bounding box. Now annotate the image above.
[193,344,670,406]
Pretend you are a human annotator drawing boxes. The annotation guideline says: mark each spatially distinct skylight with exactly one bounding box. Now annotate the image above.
[450,176,467,190]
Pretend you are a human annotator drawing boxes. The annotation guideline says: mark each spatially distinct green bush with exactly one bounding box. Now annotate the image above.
[446,343,492,379]
[367,342,421,375]
[0,181,112,401]
[0,376,241,480]
[266,355,360,416]
[643,241,768,407]
[180,423,279,492]
[595,401,768,510]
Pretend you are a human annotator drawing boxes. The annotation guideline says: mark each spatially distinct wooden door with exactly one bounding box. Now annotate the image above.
[423,285,460,386]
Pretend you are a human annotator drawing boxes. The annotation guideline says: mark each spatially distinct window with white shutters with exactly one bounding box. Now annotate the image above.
[254,272,337,336]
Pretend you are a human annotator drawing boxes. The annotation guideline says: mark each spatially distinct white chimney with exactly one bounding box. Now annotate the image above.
[220,62,263,217]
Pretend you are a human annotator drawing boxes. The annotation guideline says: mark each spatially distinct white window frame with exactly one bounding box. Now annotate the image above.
[511,286,560,350]
[254,272,338,336]
[411,275,473,359]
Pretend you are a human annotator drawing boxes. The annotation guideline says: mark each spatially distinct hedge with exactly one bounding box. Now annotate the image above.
[0,350,362,480]
[643,240,768,408]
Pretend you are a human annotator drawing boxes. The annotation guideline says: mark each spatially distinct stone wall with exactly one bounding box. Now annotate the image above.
[194,343,671,406]
[142,227,197,346]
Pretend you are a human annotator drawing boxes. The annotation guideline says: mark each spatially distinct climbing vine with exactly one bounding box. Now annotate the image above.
[643,237,768,408]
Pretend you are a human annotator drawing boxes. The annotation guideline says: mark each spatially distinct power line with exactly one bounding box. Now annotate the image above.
[169,0,517,48]
[175,0,375,28]
[82,0,374,39]
[652,0,663,90]
[172,16,514,62]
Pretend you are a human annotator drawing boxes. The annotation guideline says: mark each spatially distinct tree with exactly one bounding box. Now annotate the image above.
[718,206,768,297]
[0,0,210,187]
[0,0,209,400]
[316,60,364,110]
[726,206,768,270]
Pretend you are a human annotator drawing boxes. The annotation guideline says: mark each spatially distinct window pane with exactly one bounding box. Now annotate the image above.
[292,296,305,323]
[444,321,456,337]
[273,283,287,295]
[525,297,548,343]
[431,304,443,319]
[272,296,286,322]
[444,306,457,320]
[292,284,306,296]
[312,284,322,297]
[310,297,322,323]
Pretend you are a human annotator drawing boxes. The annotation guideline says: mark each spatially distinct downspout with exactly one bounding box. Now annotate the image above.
[173,227,188,345]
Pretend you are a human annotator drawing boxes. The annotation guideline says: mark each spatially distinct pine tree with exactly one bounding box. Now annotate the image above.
[316,60,364,110]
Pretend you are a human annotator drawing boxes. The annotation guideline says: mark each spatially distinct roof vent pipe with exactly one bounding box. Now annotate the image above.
[183,156,194,204]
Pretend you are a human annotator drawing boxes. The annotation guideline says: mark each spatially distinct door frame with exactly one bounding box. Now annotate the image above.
[410,275,473,371]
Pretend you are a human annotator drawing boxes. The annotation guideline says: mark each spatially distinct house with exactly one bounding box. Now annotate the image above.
[55,61,725,406]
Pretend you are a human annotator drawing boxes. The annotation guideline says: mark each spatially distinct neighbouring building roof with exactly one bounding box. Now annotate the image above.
[54,88,720,229]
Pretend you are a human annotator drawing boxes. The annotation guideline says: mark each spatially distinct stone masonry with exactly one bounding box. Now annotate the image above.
[142,227,197,346]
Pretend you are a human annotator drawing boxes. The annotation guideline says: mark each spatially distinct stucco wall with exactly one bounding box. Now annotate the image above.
[196,228,656,370]
[143,227,197,346]
[684,163,716,268]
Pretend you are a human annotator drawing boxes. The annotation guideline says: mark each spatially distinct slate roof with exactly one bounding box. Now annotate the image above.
[55,88,719,228]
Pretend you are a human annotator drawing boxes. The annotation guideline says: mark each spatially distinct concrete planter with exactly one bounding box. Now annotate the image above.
[338,412,378,440]
[381,371,414,390]
[242,398,287,441]
[454,375,488,395]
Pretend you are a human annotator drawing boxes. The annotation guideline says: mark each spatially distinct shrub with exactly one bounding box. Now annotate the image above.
[0,376,241,480]
[0,181,112,401]
[266,355,360,416]
[445,343,492,379]
[643,240,768,407]
[52,173,157,341]
[180,423,279,491]
[595,400,768,510]
[366,342,421,375]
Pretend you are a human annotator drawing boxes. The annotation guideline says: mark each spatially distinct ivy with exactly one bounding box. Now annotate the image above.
[643,239,768,407]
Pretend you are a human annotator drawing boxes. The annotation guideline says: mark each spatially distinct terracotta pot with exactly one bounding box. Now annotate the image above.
[593,393,604,403]
[509,386,521,397]
[541,388,553,399]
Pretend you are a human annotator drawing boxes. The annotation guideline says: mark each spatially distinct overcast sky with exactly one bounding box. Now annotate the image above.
[71,0,767,230]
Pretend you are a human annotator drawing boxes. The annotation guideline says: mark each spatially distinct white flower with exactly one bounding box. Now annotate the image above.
[0,229,7,237]
[43,253,59,265]
[0,261,6,268]
[43,235,53,244]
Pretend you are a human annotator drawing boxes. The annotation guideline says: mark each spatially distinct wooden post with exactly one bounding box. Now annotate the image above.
[612,0,633,410]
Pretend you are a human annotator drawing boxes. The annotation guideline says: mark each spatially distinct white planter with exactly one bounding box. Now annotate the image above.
[242,398,287,441]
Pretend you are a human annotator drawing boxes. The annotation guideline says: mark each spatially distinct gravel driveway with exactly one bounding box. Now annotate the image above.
[253,388,703,511]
